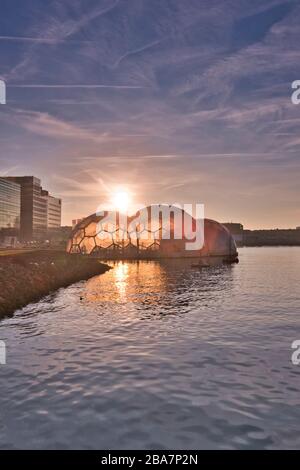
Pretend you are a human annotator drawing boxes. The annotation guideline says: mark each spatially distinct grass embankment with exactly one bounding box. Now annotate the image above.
[0,251,110,318]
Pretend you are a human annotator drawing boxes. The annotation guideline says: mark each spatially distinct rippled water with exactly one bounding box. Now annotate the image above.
[0,247,300,450]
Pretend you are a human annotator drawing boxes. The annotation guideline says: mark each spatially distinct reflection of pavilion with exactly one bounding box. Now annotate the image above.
[67,205,238,262]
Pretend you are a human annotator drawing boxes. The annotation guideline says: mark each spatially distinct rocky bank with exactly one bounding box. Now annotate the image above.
[0,251,110,318]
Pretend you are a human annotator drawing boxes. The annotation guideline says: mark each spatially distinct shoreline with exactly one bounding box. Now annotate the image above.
[0,250,111,319]
[237,244,300,248]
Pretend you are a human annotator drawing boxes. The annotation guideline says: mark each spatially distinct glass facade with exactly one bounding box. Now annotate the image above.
[0,178,20,232]
[2,176,62,241]
[5,177,47,241]
[47,197,62,228]
[42,191,62,228]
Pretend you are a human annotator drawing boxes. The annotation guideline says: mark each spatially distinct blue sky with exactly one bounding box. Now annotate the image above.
[0,0,300,228]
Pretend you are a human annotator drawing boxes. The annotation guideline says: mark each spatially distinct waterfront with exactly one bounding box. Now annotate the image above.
[0,247,300,449]
[0,251,110,317]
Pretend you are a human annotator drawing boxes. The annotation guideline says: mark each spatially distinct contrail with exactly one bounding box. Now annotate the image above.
[0,36,91,43]
[9,84,146,89]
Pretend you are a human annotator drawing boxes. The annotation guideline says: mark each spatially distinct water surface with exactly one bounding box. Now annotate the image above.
[0,247,300,449]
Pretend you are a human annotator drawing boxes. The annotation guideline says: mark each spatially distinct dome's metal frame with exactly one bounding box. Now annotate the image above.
[67,205,238,262]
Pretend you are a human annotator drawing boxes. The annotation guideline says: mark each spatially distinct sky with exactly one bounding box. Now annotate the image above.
[0,0,300,229]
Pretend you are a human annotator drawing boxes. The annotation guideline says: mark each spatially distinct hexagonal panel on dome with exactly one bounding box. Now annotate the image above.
[127,234,138,247]
[66,239,72,252]
[70,245,81,254]
[137,227,155,241]
[73,229,85,245]
[79,237,96,254]
[112,228,128,244]
[106,242,123,252]
[152,228,163,240]
[84,222,98,237]
[91,245,104,255]
[95,231,114,248]
[128,221,145,236]
[97,220,117,235]
[139,236,157,249]
[123,242,139,253]
[146,241,161,251]
[148,219,161,234]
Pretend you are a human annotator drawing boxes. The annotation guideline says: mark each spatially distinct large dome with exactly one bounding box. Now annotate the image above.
[67,205,238,262]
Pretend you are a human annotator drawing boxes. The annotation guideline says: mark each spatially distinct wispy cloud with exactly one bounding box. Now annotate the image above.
[30,0,121,44]
[0,36,90,44]
[0,165,20,176]
[113,39,162,69]
[5,109,115,144]
[6,0,121,81]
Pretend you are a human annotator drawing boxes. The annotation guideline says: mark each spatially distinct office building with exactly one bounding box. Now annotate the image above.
[41,190,62,229]
[5,176,47,240]
[0,177,21,235]
[4,176,61,241]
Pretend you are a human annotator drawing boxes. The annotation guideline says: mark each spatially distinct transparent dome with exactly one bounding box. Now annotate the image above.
[67,205,238,261]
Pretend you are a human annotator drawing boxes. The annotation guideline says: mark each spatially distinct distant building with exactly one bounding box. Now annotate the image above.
[223,222,300,246]
[5,176,47,241]
[47,226,72,248]
[1,236,18,248]
[3,176,61,241]
[243,229,300,246]
[41,190,62,229]
[0,177,21,236]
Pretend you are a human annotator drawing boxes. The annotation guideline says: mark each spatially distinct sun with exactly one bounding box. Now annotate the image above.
[111,190,131,213]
